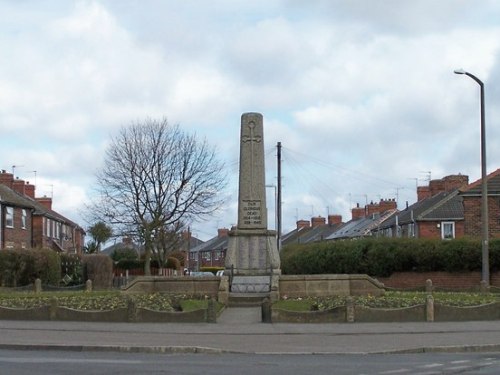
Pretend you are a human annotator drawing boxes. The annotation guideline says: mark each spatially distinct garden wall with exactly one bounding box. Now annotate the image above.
[279,274,385,298]
[377,271,500,290]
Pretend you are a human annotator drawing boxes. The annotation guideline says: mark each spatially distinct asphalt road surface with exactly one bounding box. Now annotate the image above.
[1,350,500,375]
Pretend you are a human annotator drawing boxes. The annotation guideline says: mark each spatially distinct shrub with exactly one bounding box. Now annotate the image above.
[111,247,138,262]
[281,237,484,277]
[0,249,34,287]
[82,254,114,290]
[165,256,181,270]
[32,248,61,285]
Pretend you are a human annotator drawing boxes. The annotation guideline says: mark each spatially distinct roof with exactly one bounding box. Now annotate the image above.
[0,185,35,209]
[282,223,343,246]
[378,190,463,229]
[460,168,500,196]
[190,235,228,253]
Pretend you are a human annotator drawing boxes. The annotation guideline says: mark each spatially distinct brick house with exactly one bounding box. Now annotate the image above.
[374,174,469,239]
[282,215,343,245]
[328,199,398,240]
[0,184,34,249]
[460,168,500,238]
[0,170,85,253]
[189,228,229,271]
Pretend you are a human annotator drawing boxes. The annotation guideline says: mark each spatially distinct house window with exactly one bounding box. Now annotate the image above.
[6,207,14,228]
[214,250,222,261]
[441,222,455,239]
[203,251,211,261]
[21,209,27,229]
[46,219,51,237]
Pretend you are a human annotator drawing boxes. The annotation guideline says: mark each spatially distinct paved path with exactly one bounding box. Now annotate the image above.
[1,308,500,354]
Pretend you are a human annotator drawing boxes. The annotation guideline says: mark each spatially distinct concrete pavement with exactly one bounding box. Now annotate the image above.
[1,307,500,354]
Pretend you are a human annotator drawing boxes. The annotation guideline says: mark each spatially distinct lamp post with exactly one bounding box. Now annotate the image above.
[454,68,489,286]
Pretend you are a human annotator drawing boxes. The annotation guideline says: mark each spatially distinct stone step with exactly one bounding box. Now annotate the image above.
[228,292,270,307]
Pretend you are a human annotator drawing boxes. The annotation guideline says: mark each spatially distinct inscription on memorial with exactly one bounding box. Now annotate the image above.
[242,200,262,226]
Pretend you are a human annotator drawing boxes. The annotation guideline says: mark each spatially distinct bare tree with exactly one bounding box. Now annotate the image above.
[88,118,227,275]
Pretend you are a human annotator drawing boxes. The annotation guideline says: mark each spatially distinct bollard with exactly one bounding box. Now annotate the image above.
[425,279,433,294]
[261,298,272,323]
[85,279,93,292]
[426,295,434,322]
[206,297,217,323]
[50,297,58,321]
[346,297,355,323]
[34,278,42,294]
[127,298,138,322]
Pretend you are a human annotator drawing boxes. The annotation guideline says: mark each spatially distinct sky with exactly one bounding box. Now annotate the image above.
[2,0,500,242]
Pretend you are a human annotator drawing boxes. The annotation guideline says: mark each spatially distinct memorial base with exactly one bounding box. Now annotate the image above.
[225,228,281,276]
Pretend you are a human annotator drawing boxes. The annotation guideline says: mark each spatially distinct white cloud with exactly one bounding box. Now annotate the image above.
[2,0,500,239]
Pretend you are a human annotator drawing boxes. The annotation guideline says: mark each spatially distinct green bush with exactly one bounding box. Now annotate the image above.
[165,256,181,270]
[32,248,61,285]
[111,247,138,262]
[281,237,484,277]
[0,249,34,287]
[82,254,114,290]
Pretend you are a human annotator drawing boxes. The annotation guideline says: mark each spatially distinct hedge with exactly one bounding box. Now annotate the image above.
[281,237,499,277]
[0,248,61,287]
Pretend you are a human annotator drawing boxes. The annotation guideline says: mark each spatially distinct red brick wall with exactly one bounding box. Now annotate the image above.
[378,271,500,290]
[2,207,32,248]
[416,221,465,239]
[463,196,500,238]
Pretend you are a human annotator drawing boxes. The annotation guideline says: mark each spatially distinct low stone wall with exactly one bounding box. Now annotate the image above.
[271,301,500,323]
[0,304,211,323]
[279,274,385,298]
[122,276,220,296]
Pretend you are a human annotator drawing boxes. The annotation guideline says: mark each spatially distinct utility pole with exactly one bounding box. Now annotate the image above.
[277,141,282,252]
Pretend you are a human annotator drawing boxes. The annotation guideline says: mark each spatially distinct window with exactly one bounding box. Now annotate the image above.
[214,250,222,261]
[441,222,455,239]
[5,207,14,228]
[46,219,51,237]
[203,251,211,261]
[21,209,27,229]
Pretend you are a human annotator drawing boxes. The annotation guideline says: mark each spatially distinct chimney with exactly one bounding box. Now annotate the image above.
[378,198,397,212]
[217,228,229,238]
[36,196,52,210]
[328,214,342,225]
[417,186,431,201]
[24,182,35,198]
[296,220,310,230]
[12,178,26,195]
[429,179,446,196]
[0,170,14,188]
[351,203,366,220]
[311,216,326,228]
[443,174,469,191]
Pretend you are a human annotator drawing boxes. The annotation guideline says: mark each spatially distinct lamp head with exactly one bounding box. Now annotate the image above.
[454,69,466,75]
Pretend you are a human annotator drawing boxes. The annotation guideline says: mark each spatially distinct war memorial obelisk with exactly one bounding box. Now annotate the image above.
[225,112,281,277]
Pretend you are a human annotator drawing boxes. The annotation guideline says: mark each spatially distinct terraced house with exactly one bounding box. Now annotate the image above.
[0,170,85,253]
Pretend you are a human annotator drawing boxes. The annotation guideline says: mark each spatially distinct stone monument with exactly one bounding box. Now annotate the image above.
[225,112,281,281]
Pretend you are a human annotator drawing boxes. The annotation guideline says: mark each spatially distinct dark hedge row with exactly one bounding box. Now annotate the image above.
[0,248,61,287]
[281,238,500,277]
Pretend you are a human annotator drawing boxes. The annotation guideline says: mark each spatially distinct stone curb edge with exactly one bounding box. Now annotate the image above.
[2,343,500,355]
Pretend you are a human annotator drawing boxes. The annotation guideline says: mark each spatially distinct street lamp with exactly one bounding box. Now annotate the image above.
[454,68,489,286]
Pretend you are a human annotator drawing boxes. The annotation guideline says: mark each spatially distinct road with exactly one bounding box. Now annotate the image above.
[1,350,500,374]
